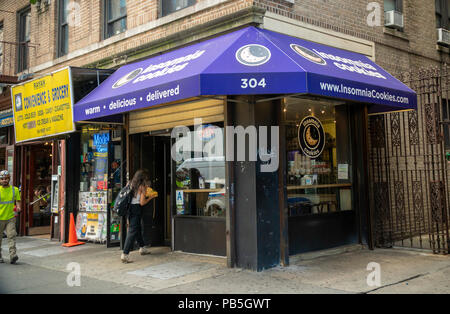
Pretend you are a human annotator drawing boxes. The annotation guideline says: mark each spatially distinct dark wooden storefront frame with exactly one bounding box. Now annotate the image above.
[124,94,373,271]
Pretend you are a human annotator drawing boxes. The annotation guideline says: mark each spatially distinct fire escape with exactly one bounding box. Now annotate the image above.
[0,37,39,111]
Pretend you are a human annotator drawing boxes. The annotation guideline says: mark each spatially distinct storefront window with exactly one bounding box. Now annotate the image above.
[284,98,353,216]
[0,147,5,170]
[173,123,226,218]
[77,125,123,243]
[80,127,109,192]
[6,149,13,177]
[0,128,8,145]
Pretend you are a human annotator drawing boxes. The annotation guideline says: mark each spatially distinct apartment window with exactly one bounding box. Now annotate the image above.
[436,0,450,29]
[17,7,31,73]
[161,0,196,17]
[384,0,403,12]
[58,0,69,57]
[0,23,3,74]
[104,0,127,39]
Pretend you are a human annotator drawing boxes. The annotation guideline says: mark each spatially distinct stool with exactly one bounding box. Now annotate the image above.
[312,201,337,214]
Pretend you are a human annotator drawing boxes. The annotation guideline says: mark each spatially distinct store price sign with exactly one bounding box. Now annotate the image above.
[11,67,75,143]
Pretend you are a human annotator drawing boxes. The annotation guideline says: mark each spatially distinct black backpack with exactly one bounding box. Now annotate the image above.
[112,185,132,216]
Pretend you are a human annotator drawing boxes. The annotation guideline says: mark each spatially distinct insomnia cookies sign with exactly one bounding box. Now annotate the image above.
[298,116,325,159]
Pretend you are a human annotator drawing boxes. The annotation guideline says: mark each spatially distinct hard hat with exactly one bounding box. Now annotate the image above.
[0,170,10,178]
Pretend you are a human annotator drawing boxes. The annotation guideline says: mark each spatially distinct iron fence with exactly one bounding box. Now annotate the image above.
[369,66,450,254]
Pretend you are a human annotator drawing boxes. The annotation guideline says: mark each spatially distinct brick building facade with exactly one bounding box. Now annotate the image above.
[0,1,448,81]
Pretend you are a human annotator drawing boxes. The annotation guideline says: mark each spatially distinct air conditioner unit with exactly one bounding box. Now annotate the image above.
[384,10,404,30]
[437,28,450,47]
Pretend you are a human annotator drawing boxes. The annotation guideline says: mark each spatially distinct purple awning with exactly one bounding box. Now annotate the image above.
[73,26,417,121]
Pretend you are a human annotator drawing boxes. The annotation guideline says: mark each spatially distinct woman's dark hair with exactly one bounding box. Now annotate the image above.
[129,169,149,195]
[35,185,46,196]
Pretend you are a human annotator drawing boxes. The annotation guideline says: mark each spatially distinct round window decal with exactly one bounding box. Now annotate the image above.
[112,68,143,89]
[298,116,325,159]
[235,44,271,66]
[290,44,326,65]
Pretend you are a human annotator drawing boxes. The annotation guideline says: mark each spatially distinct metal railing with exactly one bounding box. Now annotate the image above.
[369,66,450,254]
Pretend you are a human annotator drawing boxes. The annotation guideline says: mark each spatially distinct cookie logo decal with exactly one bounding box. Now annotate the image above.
[236,44,271,66]
[291,44,326,65]
[112,68,143,89]
[298,116,325,159]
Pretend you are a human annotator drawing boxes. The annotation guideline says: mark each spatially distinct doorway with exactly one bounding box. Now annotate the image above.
[139,134,172,247]
[26,143,53,236]
[130,127,227,256]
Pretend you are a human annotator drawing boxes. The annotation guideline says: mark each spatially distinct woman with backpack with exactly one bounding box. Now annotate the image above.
[121,169,157,263]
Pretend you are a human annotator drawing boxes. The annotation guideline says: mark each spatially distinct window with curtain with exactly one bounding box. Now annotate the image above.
[104,0,127,39]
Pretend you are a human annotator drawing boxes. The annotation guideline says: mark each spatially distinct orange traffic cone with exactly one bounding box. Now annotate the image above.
[62,213,85,247]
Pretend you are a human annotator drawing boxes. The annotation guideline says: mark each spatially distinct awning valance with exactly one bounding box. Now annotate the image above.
[74,26,416,122]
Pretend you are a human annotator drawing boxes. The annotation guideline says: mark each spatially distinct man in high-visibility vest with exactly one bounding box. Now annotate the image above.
[0,170,21,264]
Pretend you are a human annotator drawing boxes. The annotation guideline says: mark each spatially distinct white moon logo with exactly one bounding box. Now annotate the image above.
[112,68,143,89]
[236,44,271,66]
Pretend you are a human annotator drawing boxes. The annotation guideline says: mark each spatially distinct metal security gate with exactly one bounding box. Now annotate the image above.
[369,66,450,254]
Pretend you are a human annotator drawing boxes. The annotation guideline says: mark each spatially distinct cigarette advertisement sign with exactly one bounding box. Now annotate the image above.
[76,212,107,242]
[11,67,75,143]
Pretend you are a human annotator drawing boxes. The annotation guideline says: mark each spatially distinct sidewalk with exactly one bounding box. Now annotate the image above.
[1,236,449,294]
